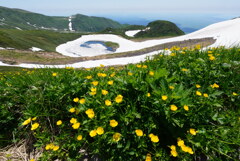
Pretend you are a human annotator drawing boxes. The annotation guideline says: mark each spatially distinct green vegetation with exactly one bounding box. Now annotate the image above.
[0,29,82,51]
[135,20,185,38]
[0,6,124,32]
[0,6,68,30]
[103,41,119,51]
[72,14,123,32]
[0,46,239,160]
[101,21,184,39]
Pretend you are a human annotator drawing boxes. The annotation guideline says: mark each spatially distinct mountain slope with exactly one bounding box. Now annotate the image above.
[0,6,123,32]
[72,14,123,32]
[0,29,82,51]
[134,20,185,38]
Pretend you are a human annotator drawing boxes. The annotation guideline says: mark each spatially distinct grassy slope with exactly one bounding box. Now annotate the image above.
[0,6,124,32]
[135,20,185,38]
[0,6,68,30]
[72,14,123,32]
[0,29,82,51]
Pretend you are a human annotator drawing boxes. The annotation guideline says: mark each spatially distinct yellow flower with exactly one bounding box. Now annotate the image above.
[110,120,118,127]
[189,128,198,135]
[169,86,174,89]
[145,153,151,161]
[53,145,59,151]
[196,91,202,96]
[170,53,176,56]
[181,68,188,72]
[136,64,142,68]
[105,100,112,106]
[69,107,76,113]
[56,120,62,126]
[170,150,178,157]
[110,73,115,77]
[142,65,148,68]
[196,84,201,88]
[72,122,80,129]
[79,98,86,104]
[108,80,114,85]
[102,90,109,95]
[90,91,97,95]
[96,127,104,135]
[70,118,77,124]
[52,73,57,77]
[147,93,151,97]
[210,83,219,88]
[91,87,97,92]
[183,105,189,111]
[135,129,144,136]
[128,72,133,76]
[203,93,209,97]
[170,145,176,151]
[181,145,188,152]
[186,147,194,154]
[73,98,79,103]
[150,135,159,143]
[22,118,31,126]
[195,44,201,50]
[115,94,123,103]
[89,130,97,137]
[86,75,92,79]
[30,159,35,161]
[45,143,54,150]
[170,105,178,111]
[77,135,83,141]
[148,133,154,138]
[177,138,184,147]
[208,51,213,54]
[113,132,121,142]
[32,117,37,121]
[85,109,95,119]
[149,71,154,76]
[91,81,99,86]
[209,56,216,61]
[233,92,238,96]
[31,123,39,131]
[162,95,168,101]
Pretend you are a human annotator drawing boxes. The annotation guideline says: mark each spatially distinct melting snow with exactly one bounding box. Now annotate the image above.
[1,18,240,68]
[125,30,141,37]
[29,47,44,52]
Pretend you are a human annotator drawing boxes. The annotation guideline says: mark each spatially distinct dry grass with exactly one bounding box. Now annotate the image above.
[0,140,42,161]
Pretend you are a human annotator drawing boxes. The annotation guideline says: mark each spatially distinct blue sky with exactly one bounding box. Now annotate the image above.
[1,0,240,16]
[1,0,240,30]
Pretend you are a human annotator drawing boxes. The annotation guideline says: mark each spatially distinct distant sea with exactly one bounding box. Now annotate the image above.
[101,13,237,34]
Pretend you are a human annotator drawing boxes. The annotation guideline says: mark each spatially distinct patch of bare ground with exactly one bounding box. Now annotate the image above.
[0,37,215,65]
[0,140,42,161]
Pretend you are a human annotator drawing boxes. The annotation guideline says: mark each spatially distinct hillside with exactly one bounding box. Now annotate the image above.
[72,14,123,32]
[0,6,123,32]
[0,29,82,51]
[134,20,185,38]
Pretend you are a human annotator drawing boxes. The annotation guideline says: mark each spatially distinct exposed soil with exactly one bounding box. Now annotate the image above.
[0,37,216,65]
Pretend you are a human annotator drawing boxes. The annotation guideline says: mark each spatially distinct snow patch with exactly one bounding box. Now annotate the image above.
[125,30,141,37]
[29,47,44,52]
[15,27,22,30]
[0,47,5,50]
[1,18,240,68]
[68,16,74,31]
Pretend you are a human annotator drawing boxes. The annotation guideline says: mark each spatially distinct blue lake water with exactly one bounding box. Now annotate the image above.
[80,41,114,52]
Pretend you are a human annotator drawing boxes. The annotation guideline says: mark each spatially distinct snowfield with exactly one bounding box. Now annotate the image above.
[125,30,141,37]
[1,18,240,68]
